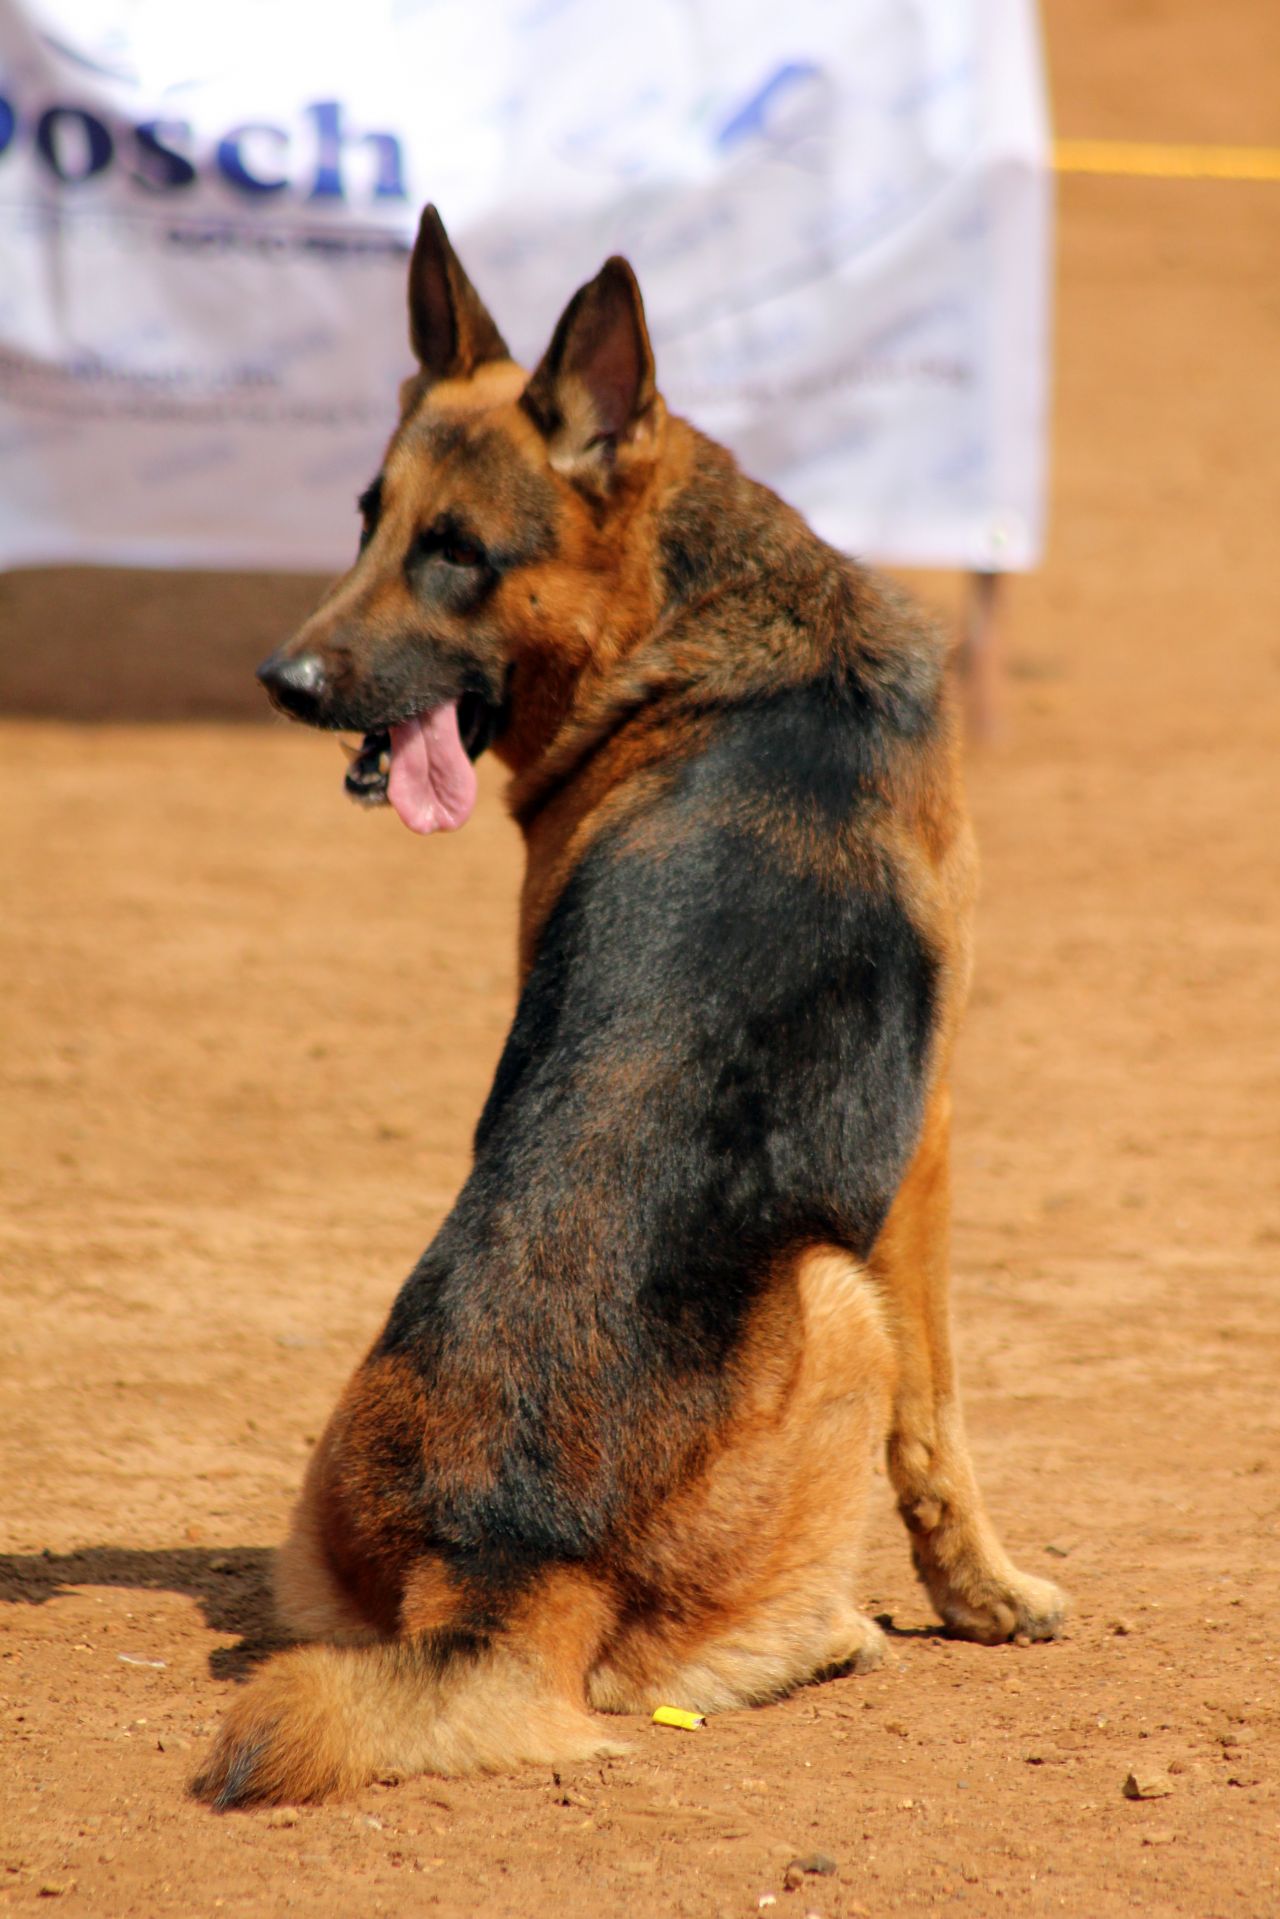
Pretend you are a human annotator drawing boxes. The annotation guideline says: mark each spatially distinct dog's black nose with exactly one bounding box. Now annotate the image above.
[257,648,328,720]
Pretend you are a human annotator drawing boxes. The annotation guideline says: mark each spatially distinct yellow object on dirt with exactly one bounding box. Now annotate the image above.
[651,1706,706,1731]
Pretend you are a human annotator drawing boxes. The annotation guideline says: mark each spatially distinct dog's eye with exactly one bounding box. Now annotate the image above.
[415,523,486,571]
[439,533,485,569]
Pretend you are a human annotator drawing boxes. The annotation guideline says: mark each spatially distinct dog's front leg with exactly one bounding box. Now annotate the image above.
[869,1086,1066,1643]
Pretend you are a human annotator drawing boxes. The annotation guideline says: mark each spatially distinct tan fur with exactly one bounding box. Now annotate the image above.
[193,1578,626,1804]
[586,1248,895,1714]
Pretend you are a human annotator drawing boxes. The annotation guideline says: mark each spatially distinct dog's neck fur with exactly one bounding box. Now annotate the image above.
[500,413,854,832]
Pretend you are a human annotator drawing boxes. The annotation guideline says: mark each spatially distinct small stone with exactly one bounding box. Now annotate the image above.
[788,1853,837,1877]
[267,1808,299,1828]
[757,1898,778,1911]
[1123,1768,1174,1800]
[1142,1830,1176,1847]
[38,1884,74,1899]
[783,1865,806,1892]
[208,1556,233,1574]
[1109,1619,1134,1636]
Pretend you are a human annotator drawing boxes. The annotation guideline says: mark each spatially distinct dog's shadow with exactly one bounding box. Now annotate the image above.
[0,1545,284,1680]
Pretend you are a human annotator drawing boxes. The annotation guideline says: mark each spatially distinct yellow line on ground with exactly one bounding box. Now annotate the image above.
[1055,140,1280,182]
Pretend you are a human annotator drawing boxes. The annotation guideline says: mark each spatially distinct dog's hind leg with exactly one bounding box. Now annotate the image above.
[871,1087,1067,1643]
[271,1436,376,1645]
[590,1251,895,1716]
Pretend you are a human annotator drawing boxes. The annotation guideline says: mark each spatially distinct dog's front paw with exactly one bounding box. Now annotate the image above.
[931,1563,1067,1645]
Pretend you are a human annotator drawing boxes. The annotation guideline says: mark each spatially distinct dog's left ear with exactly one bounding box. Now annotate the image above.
[522,257,658,490]
[408,204,510,381]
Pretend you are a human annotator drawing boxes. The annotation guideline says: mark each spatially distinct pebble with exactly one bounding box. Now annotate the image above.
[1142,1830,1176,1846]
[38,1884,74,1899]
[1109,1618,1135,1636]
[1123,1768,1174,1800]
[267,1808,299,1828]
[788,1853,837,1877]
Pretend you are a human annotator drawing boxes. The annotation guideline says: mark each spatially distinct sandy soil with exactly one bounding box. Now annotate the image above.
[2,4,1278,1914]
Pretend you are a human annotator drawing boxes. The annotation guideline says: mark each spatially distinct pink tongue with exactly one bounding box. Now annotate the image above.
[386,703,478,836]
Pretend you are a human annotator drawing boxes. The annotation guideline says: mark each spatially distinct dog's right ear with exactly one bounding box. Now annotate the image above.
[408,205,510,381]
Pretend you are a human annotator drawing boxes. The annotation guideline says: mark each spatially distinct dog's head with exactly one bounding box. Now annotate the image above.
[257,206,665,835]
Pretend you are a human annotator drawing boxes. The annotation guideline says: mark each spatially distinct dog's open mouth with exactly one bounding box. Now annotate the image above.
[343,691,497,836]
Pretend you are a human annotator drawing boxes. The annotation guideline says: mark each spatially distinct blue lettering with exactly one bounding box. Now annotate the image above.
[365,130,406,202]
[305,99,345,199]
[132,120,196,190]
[36,105,113,182]
[2,90,407,205]
[216,123,289,196]
[305,100,406,202]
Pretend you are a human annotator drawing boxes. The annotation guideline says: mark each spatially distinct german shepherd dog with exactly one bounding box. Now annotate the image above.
[193,208,1064,1808]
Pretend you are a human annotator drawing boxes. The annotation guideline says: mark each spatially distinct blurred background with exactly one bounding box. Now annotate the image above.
[1,3,1278,1917]
[1,0,1049,725]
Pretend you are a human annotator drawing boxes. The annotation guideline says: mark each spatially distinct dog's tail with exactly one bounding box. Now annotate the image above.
[190,1630,626,1809]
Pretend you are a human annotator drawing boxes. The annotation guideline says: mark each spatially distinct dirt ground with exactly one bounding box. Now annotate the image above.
[2,5,1278,1915]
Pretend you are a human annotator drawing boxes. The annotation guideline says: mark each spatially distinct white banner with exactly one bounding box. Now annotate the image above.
[0,0,1050,575]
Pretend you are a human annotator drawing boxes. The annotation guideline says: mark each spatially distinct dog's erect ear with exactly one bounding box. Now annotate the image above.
[408,204,510,381]
[521,257,657,488]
